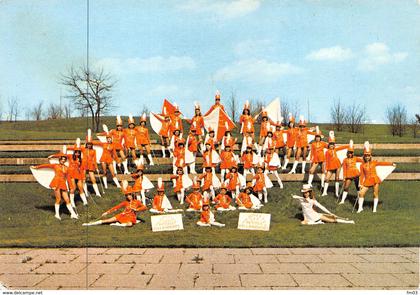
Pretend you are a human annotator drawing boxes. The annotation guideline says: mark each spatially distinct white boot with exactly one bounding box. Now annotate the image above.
[301,161,306,174]
[180,190,185,204]
[282,158,289,170]
[335,182,340,197]
[83,183,89,196]
[102,177,108,189]
[288,161,298,174]
[80,193,88,206]
[93,183,101,197]
[258,192,262,201]
[210,188,215,200]
[190,163,197,174]
[340,191,348,204]
[177,192,181,202]
[321,174,325,188]
[113,161,118,176]
[66,204,78,219]
[123,159,129,174]
[336,218,355,224]
[110,223,129,227]
[83,220,102,226]
[373,198,378,213]
[274,171,283,189]
[148,154,154,166]
[70,193,76,208]
[54,204,61,220]
[141,191,146,205]
[357,198,364,213]
[236,186,240,197]
[322,183,329,196]
[112,177,121,188]
[308,174,314,186]
[263,189,268,203]
[221,169,226,181]
[161,146,166,158]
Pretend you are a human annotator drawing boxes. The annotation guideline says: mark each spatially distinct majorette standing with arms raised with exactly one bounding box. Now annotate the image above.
[97,116,128,174]
[82,182,147,227]
[293,184,354,225]
[186,102,205,148]
[357,141,396,213]
[123,115,138,164]
[307,126,328,188]
[135,113,154,166]
[94,125,121,189]
[282,113,298,171]
[322,131,349,197]
[340,140,363,204]
[32,146,78,220]
[239,100,254,137]
[289,116,316,174]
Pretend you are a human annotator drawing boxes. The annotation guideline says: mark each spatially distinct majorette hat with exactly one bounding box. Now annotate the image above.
[121,180,133,195]
[103,124,111,138]
[215,90,221,100]
[288,112,295,123]
[194,101,200,110]
[208,126,214,133]
[74,138,82,151]
[243,100,250,111]
[157,177,165,192]
[136,162,145,171]
[301,183,313,193]
[57,145,68,159]
[261,107,268,118]
[173,102,180,113]
[192,176,200,189]
[174,120,181,132]
[116,115,123,126]
[348,140,354,152]
[177,159,185,169]
[128,114,135,125]
[363,141,372,155]
[328,131,336,144]
[220,183,227,191]
[315,126,322,137]
[86,129,93,143]
[298,115,306,126]
[140,113,147,123]
[163,107,169,117]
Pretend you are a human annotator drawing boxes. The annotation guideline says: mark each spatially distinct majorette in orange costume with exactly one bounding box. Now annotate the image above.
[282,113,298,170]
[307,126,328,188]
[339,140,363,204]
[214,184,236,211]
[186,178,203,211]
[135,113,154,166]
[196,202,225,227]
[289,115,316,174]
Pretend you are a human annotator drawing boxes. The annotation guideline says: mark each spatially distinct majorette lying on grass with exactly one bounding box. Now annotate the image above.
[82,181,147,227]
[293,184,355,225]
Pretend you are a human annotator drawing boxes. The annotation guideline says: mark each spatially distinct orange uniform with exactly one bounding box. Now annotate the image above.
[81,147,98,171]
[174,148,186,167]
[325,145,348,171]
[170,175,184,193]
[253,172,265,192]
[199,210,211,223]
[37,163,70,191]
[170,116,183,134]
[205,103,225,116]
[97,142,118,164]
[123,128,137,149]
[225,172,240,191]
[186,192,203,210]
[152,194,164,212]
[296,128,316,148]
[97,129,124,150]
[342,157,363,179]
[241,152,254,169]
[205,136,216,150]
[273,130,286,148]
[159,120,171,137]
[135,126,150,146]
[67,156,85,180]
[105,200,147,224]
[220,150,236,169]
[188,116,205,135]
[236,192,253,209]
[199,172,213,191]
[286,127,298,148]
[187,134,199,152]
[214,194,232,209]
[259,120,274,138]
[131,174,144,193]
[310,141,328,163]
[202,150,214,168]
[222,136,236,149]
[239,115,254,134]
[360,161,393,187]
[264,153,278,171]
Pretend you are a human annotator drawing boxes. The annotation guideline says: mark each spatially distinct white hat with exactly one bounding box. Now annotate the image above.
[301,184,313,192]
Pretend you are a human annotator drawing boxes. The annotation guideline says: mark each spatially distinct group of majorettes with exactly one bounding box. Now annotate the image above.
[32,91,395,225]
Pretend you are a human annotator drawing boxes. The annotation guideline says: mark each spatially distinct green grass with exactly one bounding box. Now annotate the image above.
[1,117,419,143]
[0,181,418,248]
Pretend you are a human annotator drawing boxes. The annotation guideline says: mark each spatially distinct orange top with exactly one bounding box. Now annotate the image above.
[214,194,232,209]
[264,153,277,171]
[286,127,298,148]
[135,126,150,145]
[95,142,117,164]
[152,194,164,212]
[81,147,98,171]
[259,120,275,138]
[106,200,147,224]
[204,103,225,116]
[273,130,286,147]
[296,128,316,148]
[310,141,328,163]
[205,137,216,150]
[239,115,254,134]
[220,150,235,169]
[360,161,393,187]
[253,172,265,192]
[342,157,363,179]
[236,192,253,208]
[199,210,211,223]
[170,174,184,193]
[67,156,84,180]
[170,116,183,134]
[241,152,254,169]
[174,148,186,167]
[159,120,171,137]
[199,172,213,191]
[123,128,137,148]
[131,174,143,192]
[186,192,203,210]
[325,145,348,171]
[36,163,70,191]
[101,129,124,150]
[188,116,205,135]
[202,150,215,168]
[225,172,239,191]
[187,134,199,152]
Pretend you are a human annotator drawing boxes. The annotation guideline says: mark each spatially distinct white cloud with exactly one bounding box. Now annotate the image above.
[95,56,196,74]
[306,46,353,61]
[179,0,261,19]
[233,39,274,57]
[213,58,303,82]
[358,42,407,71]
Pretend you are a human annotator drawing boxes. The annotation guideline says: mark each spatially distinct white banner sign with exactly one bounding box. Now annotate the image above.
[151,214,184,232]
[238,213,271,231]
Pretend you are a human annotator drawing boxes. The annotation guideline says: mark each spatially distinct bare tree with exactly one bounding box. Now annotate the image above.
[385,103,408,137]
[409,115,419,138]
[47,103,63,119]
[249,98,265,122]
[7,97,19,122]
[227,91,239,122]
[63,102,72,119]
[30,101,44,121]
[330,99,346,131]
[281,99,298,125]
[61,66,114,131]
[139,104,150,117]
[345,103,367,133]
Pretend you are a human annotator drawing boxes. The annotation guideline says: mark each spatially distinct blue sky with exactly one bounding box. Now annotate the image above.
[0,0,419,122]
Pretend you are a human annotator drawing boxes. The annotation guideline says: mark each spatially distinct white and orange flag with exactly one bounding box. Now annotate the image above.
[203,107,235,141]
[162,99,183,116]
[150,99,182,135]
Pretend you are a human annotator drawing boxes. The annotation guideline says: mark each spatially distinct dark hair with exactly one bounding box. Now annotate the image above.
[242,109,250,115]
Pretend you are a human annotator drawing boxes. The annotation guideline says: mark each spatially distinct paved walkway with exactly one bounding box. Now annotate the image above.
[0,247,418,290]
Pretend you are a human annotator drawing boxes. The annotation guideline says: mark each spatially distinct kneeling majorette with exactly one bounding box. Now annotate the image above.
[293,184,354,225]
[196,202,225,227]
[213,184,236,211]
[236,183,263,210]
[150,177,182,214]
[357,141,396,213]
[83,182,147,227]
